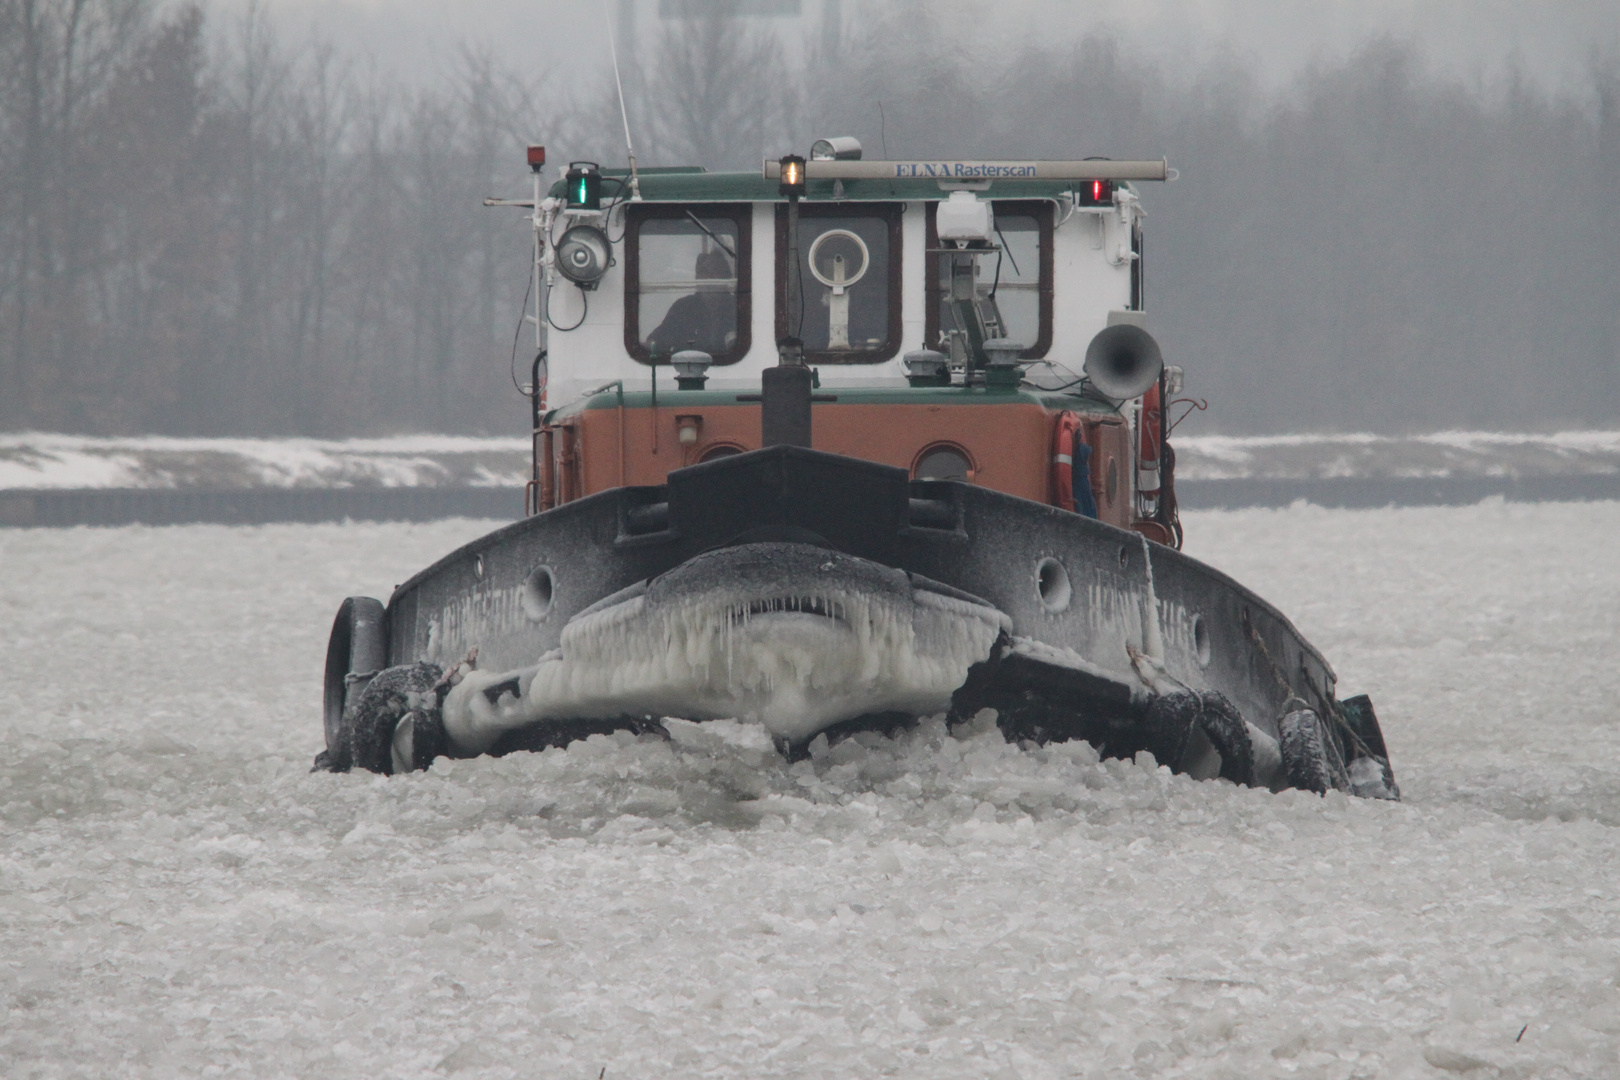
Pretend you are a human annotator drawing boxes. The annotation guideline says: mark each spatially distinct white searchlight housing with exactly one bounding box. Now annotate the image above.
[936,190,994,246]
[554,225,612,289]
[810,136,863,161]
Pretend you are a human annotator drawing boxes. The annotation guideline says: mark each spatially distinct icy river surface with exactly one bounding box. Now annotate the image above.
[3,502,1619,1079]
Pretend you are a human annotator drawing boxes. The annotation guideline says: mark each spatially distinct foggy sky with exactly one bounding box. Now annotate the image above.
[202,0,1620,105]
[10,0,1612,436]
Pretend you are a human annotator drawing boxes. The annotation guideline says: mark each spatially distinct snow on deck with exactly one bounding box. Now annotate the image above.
[2,503,1619,1077]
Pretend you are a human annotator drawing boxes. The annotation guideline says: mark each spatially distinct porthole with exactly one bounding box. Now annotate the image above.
[522,565,555,621]
[913,444,973,482]
[1036,557,1072,613]
[1193,614,1211,668]
[474,555,485,579]
[1118,545,1130,570]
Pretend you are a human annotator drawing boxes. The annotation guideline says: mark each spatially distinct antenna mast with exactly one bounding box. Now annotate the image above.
[606,11,641,201]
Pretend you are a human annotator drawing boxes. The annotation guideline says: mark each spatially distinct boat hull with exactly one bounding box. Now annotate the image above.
[327,446,1394,795]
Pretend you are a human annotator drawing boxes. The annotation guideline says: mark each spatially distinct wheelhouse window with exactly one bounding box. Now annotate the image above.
[925,199,1054,360]
[775,203,902,364]
[624,204,751,365]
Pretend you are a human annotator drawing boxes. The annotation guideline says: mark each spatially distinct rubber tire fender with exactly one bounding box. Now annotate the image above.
[319,596,388,771]
[1142,690,1256,785]
[1196,691,1254,786]
[344,662,444,775]
[1278,708,1351,795]
[1141,691,1201,770]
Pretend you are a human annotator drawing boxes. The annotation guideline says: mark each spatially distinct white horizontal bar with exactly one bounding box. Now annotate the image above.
[763,159,1168,182]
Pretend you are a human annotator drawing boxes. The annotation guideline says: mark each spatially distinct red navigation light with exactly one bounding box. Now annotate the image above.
[527,145,546,172]
[1078,178,1114,207]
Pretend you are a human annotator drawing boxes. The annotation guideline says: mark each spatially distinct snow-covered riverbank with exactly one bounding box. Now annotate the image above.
[4,430,1619,490]
[0,434,529,491]
[2,503,1617,1078]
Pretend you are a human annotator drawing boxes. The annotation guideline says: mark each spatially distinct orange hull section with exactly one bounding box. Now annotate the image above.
[540,401,1134,530]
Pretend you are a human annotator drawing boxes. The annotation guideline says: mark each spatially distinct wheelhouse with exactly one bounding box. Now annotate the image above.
[521,151,1181,545]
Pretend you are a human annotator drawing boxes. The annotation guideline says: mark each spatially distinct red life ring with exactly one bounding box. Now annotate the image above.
[1051,411,1083,511]
[1138,381,1162,497]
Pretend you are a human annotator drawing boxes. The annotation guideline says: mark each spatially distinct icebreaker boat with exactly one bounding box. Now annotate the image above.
[317,143,1398,799]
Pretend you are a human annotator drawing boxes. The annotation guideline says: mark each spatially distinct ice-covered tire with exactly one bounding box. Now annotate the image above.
[343,662,443,774]
[1141,691,1201,770]
[1140,691,1257,786]
[317,596,389,772]
[1278,708,1351,794]
[1196,691,1254,786]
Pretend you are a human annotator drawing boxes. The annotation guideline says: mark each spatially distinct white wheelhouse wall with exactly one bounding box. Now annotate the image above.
[542,194,1140,407]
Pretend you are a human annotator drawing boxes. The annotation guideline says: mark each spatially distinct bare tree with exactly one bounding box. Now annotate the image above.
[285,39,350,391]
[88,3,219,431]
[1595,54,1620,399]
[645,6,788,169]
[0,0,152,429]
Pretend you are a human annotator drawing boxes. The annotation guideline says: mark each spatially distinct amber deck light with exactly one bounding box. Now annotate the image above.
[778,153,806,199]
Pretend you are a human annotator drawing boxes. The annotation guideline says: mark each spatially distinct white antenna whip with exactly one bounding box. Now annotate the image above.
[606,11,641,201]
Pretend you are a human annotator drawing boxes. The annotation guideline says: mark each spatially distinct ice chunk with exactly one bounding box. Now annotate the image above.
[9,482,1620,1080]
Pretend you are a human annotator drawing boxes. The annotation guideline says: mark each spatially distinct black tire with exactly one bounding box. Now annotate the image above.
[318,597,388,772]
[1141,691,1202,771]
[344,662,443,774]
[1196,691,1254,786]
[1278,708,1351,794]
[1140,691,1257,786]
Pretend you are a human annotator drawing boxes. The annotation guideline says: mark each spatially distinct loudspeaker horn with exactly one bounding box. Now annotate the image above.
[1083,323,1164,401]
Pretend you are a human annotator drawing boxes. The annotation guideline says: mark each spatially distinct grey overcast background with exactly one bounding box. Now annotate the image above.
[3,0,1617,435]
[215,0,1616,99]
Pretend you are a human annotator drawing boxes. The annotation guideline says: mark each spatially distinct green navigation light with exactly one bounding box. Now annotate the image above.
[565,162,602,211]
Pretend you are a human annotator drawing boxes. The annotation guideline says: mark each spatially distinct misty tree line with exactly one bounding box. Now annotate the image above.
[1,1,1616,436]
[0,0,537,435]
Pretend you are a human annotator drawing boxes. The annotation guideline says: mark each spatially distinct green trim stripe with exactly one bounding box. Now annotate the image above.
[551,170,1093,205]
